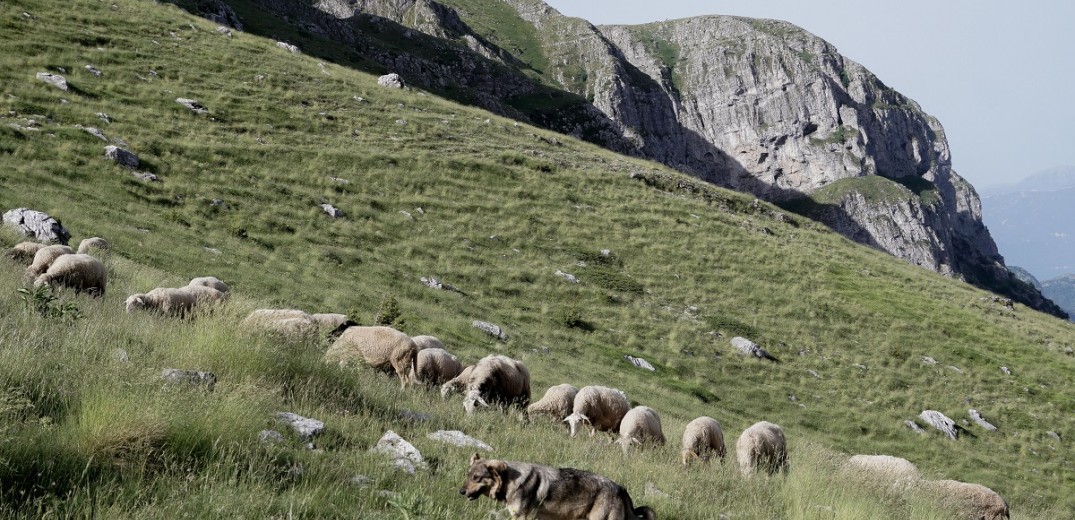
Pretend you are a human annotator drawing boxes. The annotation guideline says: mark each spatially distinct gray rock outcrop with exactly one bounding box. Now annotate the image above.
[625,355,655,371]
[161,368,217,390]
[427,430,492,451]
[968,409,997,432]
[472,320,507,341]
[276,41,300,53]
[2,208,71,245]
[731,336,778,362]
[321,203,343,218]
[919,410,958,440]
[36,72,68,91]
[104,145,139,168]
[370,430,426,473]
[377,73,404,89]
[276,412,324,440]
[176,98,208,115]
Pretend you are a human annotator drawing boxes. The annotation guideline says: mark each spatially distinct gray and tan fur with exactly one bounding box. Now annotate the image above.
[5,241,46,263]
[324,326,419,388]
[736,421,789,477]
[126,285,226,316]
[440,364,475,398]
[411,335,445,350]
[846,454,920,489]
[76,237,110,255]
[187,276,229,295]
[681,416,726,466]
[460,453,656,520]
[564,385,630,438]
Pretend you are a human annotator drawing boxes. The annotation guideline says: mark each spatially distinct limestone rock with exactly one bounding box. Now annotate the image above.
[104,145,139,168]
[84,64,102,77]
[321,203,343,218]
[276,412,324,440]
[370,430,426,473]
[79,126,108,141]
[472,320,507,341]
[919,410,958,440]
[625,355,655,371]
[2,208,71,245]
[276,41,300,53]
[161,368,217,390]
[95,112,111,124]
[176,98,208,115]
[731,336,778,362]
[427,430,492,451]
[217,26,233,37]
[968,409,997,432]
[904,420,925,434]
[377,73,404,89]
[555,269,579,283]
[35,72,68,91]
[420,276,460,293]
[258,429,286,444]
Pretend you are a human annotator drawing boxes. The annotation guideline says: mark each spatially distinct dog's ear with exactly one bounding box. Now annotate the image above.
[487,459,508,475]
[470,452,482,466]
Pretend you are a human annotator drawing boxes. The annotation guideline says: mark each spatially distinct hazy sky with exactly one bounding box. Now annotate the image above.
[542,0,1075,189]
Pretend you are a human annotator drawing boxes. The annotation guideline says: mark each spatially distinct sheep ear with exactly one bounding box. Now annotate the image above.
[470,452,482,465]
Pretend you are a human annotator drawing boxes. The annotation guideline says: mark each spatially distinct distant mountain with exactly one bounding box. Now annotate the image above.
[1042,275,1075,322]
[1007,265,1042,290]
[981,166,1075,279]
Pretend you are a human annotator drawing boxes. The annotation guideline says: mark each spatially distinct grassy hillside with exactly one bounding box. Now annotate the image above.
[1,0,1074,517]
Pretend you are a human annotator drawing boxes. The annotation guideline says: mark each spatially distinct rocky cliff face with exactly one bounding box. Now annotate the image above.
[174,0,1064,317]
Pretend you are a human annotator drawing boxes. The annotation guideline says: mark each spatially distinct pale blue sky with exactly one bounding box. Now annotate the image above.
[543,0,1075,189]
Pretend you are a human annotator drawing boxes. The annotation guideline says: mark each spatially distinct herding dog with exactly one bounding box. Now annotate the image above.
[459,453,656,520]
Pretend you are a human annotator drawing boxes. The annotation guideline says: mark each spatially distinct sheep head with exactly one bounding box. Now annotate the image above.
[463,390,489,415]
[125,294,147,313]
[563,412,590,438]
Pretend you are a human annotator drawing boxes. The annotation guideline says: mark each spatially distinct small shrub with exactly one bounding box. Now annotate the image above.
[552,305,591,331]
[702,314,758,339]
[16,287,83,323]
[374,294,405,330]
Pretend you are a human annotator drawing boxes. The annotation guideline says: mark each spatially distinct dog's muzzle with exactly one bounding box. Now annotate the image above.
[459,487,479,500]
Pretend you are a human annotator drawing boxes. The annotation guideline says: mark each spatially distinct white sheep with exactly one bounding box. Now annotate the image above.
[242,309,317,336]
[33,253,107,296]
[188,276,229,295]
[413,348,463,386]
[411,335,445,350]
[564,385,630,438]
[618,406,665,454]
[526,384,578,424]
[5,241,45,263]
[846,454,921,488]
[681,416,726,466]
[126,285,225,316]
[925,479,1009,520]
[736,421,789,477]
[26,244,74,278]
[461,355,531,414]
[440,364,475,398]
[76,237,110,255]
[324,326,419,388]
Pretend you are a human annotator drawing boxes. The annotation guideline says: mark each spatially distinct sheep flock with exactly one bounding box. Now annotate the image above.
[2,235,1012,519]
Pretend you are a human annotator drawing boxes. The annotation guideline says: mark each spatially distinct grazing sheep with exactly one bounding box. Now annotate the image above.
[736,421,789,477]
[5,241,45,263]
[324,326,419,388]
[412,335,445,350]
[564,385,630,438]
[26,244,75,278]
[440,364,475,398]
[242,309,317,335]
[126,285,225,316]
[526,384,578,424]
[76,237,110,255]
[461,355,531,414]
[33,253,107,296]
[413,348,463,386]
[618,406,665,454]
[926,479,1009,520]
[188,276,230,295]
[846,455,921,488]
[310,312,347,329]
[681,416,726,466]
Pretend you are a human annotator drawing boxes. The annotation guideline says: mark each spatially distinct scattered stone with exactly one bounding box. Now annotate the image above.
[852,363,868,371]
[395,119,407,126]
[258,429,286,444]
[399,210,413,220]
[161,368,217,390]
[96,112,111,124]
[84,64,102,77]
[113,348,129,363]
[204,247,222,255]
[806,369,821,379]
[276,412,324,440]
[104,145,139,168]
[555,269,580,284]
[78,125,108,141]
[353,96,366,103]
[946,365,964,375]
[370,430,426,474]
[1047,431,1062,442]
[420,276,461,293]
[276,41,300,53]
[731,337,778,362]
[644,482,670,499]
[134,172,158,182]
[905,420,925,434]
[919,410,958,440]
[415,207,424,214]
[921,356,937,366]
[472,320,507,341]
[427,430,492,451]
[625,355,655,371]
[377,73,404,89]
[210,199,225,207]
[2,208,71,244]
[321,203,344,219]
[600,249,611,256]
[399,410,432,423]
[1000,366,1011,375]
[328,176,349,184]
[377,490,401,499]
[531,346,551,355]
[968,409,997,432]
[216,26,232,37]
[350,474,372,487]
[176,98,208,115]
[36,72,68,91]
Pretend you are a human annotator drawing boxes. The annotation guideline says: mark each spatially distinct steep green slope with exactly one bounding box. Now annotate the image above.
[1,0,1074,517]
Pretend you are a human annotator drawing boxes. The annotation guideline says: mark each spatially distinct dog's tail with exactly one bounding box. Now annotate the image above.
[633,506,657,520]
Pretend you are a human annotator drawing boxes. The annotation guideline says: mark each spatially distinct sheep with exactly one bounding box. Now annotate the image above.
[242,309,317,336]
[26,244,75,278]
[324,326,419,388]
[617,406,665,454]
[681,416,726,467]
[76,237,110,255]
[846,454,921,488]
[310,312,349,330]
[525,384,578,424]
[33,253,107,296]
[460,355,531,414]
[411,335,444,350]
[736,421,789,477]
[413,348,463,386]
[126,285,225,316]
[440,364,475,398]
[5,241,45,263]
[563,385,630,438]
[925,479,1009,520]
[187,276,229,295]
